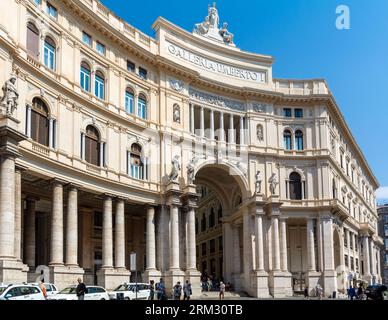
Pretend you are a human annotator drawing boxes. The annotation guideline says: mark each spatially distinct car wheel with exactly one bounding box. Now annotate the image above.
[100,298,105,300]
[125,297,130,300]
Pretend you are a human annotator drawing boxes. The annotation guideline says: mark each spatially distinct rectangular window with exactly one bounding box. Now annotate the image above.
[385,216,388,224]
[294,108,303,118]
[139,67,148,80]
[137,99,147,120]
[210,239,215,254]
[350,257,354,270]
[283,108,292,117]
[385,254,388,265]
[125,92,134,114]
[340,153,344,168]
[350,233,353,250]
[34,0,42,6]
[201,243,206,256]
[385,239,388,250]
[94,212,103,228]
[46,2,58,18]
[44,41,55,70]
[344,255,348,267]
[82,32,92,47]
[96,42,106,56]
[218,236,223,251]
[80,67,90,92]
[385,224,388,237]
[127,60,135,73]
[344,232,348,247]
[94,75,105,100]
[355,258,359,271]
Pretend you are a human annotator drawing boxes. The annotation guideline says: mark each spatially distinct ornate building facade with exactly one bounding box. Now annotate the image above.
[0,0,382,298]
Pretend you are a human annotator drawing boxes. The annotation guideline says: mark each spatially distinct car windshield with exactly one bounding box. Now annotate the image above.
[59,287,76,294]
[114,284,129,291]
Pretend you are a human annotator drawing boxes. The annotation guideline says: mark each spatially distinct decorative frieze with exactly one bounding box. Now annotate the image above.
[189,88,245,111]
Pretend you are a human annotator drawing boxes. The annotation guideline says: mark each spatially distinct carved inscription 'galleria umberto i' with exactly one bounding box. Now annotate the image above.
[166,42,267,84]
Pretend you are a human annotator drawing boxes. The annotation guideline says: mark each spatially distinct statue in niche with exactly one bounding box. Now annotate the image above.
[169,155,180,182]
[173,104,181,123]
[0,75,19,116]
[269,173,278,195]
[257,124,264,141]
[187,161,195,185]
[255,171,263,194]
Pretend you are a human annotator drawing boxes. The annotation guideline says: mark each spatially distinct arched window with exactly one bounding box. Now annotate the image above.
[137,94,147,120]
[289,172,302,200]
[283,129,292,150]
[129,143,143,180]
[209,208,215,228]
[80,62,91,92]
[125,87,134,114]
[43,36,56,70]
[94,71,105,100]
[85,125,100,166]
[295,130,304,151]
[30,98,49,146]
[27,22,39,59]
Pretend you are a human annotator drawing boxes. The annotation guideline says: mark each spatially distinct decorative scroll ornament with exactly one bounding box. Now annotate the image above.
[189,88,245,111]
[169,79,184,92]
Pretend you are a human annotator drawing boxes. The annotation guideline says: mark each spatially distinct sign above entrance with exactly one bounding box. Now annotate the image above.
[166,42,267,84]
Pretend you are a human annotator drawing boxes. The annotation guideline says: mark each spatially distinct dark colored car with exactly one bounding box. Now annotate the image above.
[365,285,388,300]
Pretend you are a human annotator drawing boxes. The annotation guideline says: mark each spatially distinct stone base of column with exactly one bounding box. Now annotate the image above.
[97,268,130,290]
[164,269,185,299]
[0,259,29,283]
[306,271,322,296]
[48,265,84,290]
[323,270,337,298]
[143,268,161,285]
[231,273,242,291]
[251,270,270,298]
[269,270,293,298]
[185,269,201,298]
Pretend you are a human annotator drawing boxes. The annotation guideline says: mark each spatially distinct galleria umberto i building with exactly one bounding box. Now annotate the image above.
[0,0,382,298]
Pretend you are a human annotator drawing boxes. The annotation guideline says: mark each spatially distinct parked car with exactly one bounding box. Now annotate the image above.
[28,283,59,297]
[365,284,388,300]
[47,285,109,300]
[109,283,151,300]
[0,283,45,300]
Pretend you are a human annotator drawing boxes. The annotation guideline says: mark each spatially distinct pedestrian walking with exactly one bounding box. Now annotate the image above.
[219,281,225,300]
[304,286,309,299]
[156,278,166,300]
[75,278,87,300]
[149,280,155,300]
[173,281,182,300]
[39,280,47,300]
[183,280,192,300]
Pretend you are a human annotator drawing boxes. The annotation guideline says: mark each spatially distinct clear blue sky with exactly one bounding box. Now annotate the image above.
[101,0,388,201]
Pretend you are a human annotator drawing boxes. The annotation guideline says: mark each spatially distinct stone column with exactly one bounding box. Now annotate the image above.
[0,155,16,260]
[254,213,264,271]
[14,166,24,261]
[146,206,156,270]
[240,116,245,145]
[115,198,125,269]
[280,218,288,272]
[233,225,241,273]
[346,229,351,267]
[229,114,234,144]
[190,104,195,134]
[65,185,78,266]
[170,204,180,270]
[321,216,336,295]
[200,106,205,138]
[102,195,113,268]
[307,218,316,271]
[186,206,196,270]
[210,109,215,140]
[26,104,32,138]
[219,112,225,142]
[272,216,281,271]
[81,133,86,160]
[363,236,371,276]
[24,197,36,267]
[50,180,64,266]
[370,241,376,279]
[99,142,105,167]
[49,118,54,149]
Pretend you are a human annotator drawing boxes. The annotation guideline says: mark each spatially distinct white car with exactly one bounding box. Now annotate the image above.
[0,284,45,300]
[47,285,109,300]
[109,283,151,300]
[28,283,59,297]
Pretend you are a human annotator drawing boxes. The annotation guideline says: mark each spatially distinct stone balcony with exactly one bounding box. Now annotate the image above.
[359,222,376,235]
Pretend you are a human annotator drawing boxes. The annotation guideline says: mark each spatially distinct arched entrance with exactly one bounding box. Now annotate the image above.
[333,227,345,293]
[193,162,249,293]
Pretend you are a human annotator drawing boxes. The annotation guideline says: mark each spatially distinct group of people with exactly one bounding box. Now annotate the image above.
[302,283,366,300]
[148,278,193,300]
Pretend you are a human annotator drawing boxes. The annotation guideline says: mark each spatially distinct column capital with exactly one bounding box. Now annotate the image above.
[50,178,68,186]
[66,183,82,192]
[15,163,28,173]
[115,196,127,203]
[100,193,115,200]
